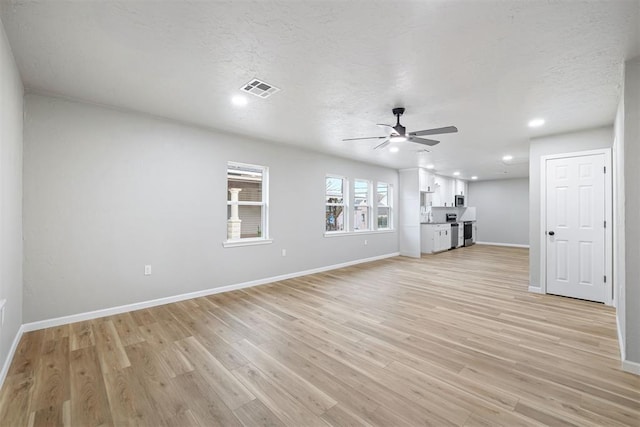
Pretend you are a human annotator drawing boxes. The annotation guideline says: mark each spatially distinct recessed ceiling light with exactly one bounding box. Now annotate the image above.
[426,164,435,169]
[528,118,545,128]
[471,176,478,180]
[502,154,513,161]
[389,146,399,153]
[231,95,248,107]
[453,171,460,176]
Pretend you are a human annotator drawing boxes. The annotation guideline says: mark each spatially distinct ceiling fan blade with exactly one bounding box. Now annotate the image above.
[408,136,440,146]
[410,126,458,137]
[376,124,402,135]
[374,139,391,150]
[342,136,388,141]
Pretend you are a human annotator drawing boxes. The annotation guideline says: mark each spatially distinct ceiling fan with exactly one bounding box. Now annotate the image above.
[343,107,458,150]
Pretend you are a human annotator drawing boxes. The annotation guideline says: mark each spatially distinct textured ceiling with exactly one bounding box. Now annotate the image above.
[1,0,639,180]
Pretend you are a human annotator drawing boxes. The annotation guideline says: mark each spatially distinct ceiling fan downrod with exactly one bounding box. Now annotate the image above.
[392,107,406,135]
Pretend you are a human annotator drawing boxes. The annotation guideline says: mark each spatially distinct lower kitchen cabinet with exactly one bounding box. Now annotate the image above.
[421,223,452,254]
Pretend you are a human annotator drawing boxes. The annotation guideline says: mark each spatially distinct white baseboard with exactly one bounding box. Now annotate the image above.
[528,286,544,294]
[476,241,530,248]
[622,359,640,375]
[22,252,400,332]
[616,312,639,376]
[0,324,25,390]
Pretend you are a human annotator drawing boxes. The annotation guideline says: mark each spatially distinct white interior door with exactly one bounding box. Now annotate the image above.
[545,154,606,302]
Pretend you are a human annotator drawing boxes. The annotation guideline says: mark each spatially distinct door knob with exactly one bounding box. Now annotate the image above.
[548,231,555,236]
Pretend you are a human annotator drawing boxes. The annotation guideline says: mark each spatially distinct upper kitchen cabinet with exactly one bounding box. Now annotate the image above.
[419,169,435,193]
[455,179,468,196]
[433,175,455,207]
[430,176,468,207]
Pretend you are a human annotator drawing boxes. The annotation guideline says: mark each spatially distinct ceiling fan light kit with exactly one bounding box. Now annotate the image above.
[389,135,407,143]
[343,107,458,150]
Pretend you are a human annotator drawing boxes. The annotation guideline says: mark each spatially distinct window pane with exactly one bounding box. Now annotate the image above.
[354,205,370,230]
[378,207,390,229]
[228,174,262,202]
[326,177,344,204]
[326,206,345,232]
[227,205,263,238]
[354,180,369,205]
[377,182,389,206]
[228,164,263,202]
[354,180,370,231]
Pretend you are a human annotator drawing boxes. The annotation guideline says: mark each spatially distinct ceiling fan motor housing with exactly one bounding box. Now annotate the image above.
[392,108,406,135]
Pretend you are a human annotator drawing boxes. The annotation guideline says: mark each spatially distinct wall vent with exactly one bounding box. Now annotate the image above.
[240,79,280,98]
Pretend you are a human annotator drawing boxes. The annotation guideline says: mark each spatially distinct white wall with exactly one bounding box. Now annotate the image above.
[528,126,613,291]
[22,94,399,323]
[621,57,640,368]
[468,178,529,246]
[0,19,23,374]
[613,78,626,361]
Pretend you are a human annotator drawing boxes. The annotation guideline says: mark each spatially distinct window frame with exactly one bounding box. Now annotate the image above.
[353,178,372,232]
[223,161,272,248]
[325,174,348,234]
[376,181,393,231]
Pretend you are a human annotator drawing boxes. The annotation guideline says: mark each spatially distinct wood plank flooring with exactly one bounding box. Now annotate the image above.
[1,245,638,426]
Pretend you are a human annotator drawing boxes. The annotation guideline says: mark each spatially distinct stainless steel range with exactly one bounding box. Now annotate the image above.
[464,221,475,246]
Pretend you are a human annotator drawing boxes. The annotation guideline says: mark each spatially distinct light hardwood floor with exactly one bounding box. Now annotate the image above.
[1,245,638,426]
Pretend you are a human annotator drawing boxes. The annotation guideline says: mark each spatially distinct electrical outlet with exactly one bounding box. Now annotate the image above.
[364,240,368,245]
[282,249,286,257]
[144,265,152,276]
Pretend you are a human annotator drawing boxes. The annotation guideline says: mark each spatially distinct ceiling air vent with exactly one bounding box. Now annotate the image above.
[241,78,280,98]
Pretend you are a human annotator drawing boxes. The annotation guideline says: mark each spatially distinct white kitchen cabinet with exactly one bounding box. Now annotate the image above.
[399,169,421,257]
[419,168,428,192]
[432,176,443,206]
[419,169,435,193]
[439,225,451,251]
[420,224,432,253]
[433,175,456,207]
[455,179,467,197]
[433,177,468,207]
[458,226,464,247]
[421,223,451,254]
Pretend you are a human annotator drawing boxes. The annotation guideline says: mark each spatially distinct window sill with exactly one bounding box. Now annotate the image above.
[222,238,273,248]
[324,229,395,238]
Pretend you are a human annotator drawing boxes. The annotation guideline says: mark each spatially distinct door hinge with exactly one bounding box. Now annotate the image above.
[604,220,606,228]
[604,275,607,283]
[604,166,606,173]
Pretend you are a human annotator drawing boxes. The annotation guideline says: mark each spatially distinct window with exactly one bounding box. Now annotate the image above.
[377,182,392,230]
[325,176,347,232]
[226,162,268,242]
[353,179,371,231]
[324,175,393,236]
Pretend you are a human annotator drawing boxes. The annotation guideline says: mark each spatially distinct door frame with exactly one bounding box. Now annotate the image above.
[540,148,613,305]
